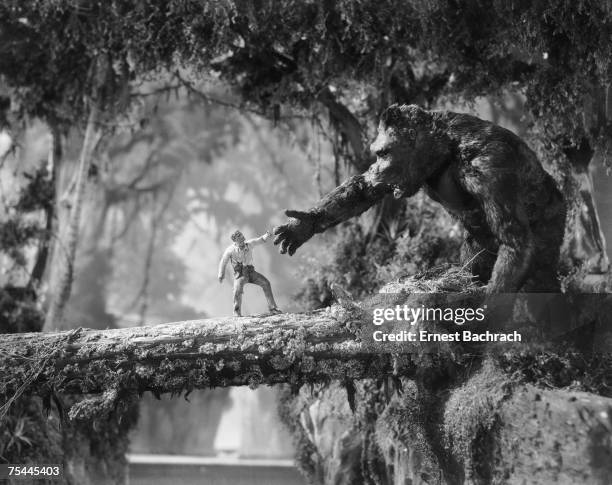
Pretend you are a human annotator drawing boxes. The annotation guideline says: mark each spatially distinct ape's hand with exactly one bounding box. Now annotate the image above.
[273,209,317,255]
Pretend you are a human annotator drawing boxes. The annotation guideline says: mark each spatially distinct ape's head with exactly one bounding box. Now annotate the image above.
[368,104,446,195]
[370,104,430,159]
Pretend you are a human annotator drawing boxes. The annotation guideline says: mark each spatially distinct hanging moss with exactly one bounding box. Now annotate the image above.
[442,360,514,481]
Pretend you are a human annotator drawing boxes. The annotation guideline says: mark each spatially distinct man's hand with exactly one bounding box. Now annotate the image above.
[218,274,224,283]
[273,209,317,255]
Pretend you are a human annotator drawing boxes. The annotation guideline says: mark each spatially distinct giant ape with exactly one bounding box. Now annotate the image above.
[273,105,566,293]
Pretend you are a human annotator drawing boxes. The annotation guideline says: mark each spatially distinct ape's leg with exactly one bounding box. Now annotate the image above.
[487,241,534,294]
[465,158,537,294]
[460,234,497,284]
[523,234,563,292]
[524,185,565,292]
[523,261,561,292]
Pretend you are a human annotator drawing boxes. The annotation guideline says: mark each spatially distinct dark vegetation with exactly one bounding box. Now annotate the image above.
[0,167,50,334]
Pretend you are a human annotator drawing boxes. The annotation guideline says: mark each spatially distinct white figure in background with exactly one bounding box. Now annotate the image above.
[218,230,281,317]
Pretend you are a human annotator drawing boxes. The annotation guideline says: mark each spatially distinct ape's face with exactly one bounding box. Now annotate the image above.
[370,120,417,160]
[367,118,418,189]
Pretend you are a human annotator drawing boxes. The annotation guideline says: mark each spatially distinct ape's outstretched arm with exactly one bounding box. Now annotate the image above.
[273,172,392,255]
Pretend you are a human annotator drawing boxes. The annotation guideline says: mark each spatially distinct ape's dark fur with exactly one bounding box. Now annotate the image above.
[274,105,566,293]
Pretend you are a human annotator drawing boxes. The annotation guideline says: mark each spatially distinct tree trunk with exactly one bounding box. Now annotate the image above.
[562,138,610,276]
[559,83,612,280]
[44,103,100,330]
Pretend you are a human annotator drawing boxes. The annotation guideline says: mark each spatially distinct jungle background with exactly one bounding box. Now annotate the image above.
[0,1,611,484]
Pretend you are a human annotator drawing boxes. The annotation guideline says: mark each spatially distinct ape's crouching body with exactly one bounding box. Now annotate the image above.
[274,105,566,294]
[426,111,566,293]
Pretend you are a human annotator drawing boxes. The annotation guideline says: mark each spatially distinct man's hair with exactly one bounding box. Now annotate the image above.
[231,230,243,242]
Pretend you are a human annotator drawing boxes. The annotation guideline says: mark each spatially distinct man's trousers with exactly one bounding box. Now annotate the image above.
[232,264,277,316]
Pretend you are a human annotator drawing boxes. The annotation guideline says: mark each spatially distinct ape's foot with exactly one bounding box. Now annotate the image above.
[268,307,282,315]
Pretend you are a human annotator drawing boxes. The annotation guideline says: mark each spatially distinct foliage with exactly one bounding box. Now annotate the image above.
[442,359,513,477]
[0,394,137,484]
[2,1,611,158]
[0,398,62,465]
[13,166,54,213]
[0,286,42,334]
[0,218,42,268]
[496,346,612,397]
[0,164,52,333]
[0,165,53,267]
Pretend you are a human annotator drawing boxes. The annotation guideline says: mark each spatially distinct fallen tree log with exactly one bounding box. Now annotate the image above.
[4,269,609,415]
[0,309,414,419]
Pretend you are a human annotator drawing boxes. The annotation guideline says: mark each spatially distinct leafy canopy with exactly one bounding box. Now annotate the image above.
[0,1,611,152]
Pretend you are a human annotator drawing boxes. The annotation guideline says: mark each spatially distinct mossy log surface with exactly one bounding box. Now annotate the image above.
[0,310,412,409]
[492,385,612,483]
[441,361,612,484]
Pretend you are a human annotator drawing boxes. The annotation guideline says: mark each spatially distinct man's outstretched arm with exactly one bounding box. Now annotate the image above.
[273,172,393,255]
[246,231,271,247]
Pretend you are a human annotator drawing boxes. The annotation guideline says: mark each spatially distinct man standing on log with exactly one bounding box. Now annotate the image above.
[218,230,281,317]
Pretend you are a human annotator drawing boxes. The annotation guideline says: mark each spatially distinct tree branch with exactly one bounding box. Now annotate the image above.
[316,87,373,172]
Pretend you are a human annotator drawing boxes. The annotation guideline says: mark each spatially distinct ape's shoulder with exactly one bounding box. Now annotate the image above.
[434,110,525,148]
[434,110,497,132]
[385,105,492,134]
[381,104,533,163]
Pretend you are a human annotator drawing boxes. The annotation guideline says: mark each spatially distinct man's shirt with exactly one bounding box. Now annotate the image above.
[218,233,270,278]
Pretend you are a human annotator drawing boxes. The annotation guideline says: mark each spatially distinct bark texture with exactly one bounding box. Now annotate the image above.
[0,309,409,420]
[44,103,100,330]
